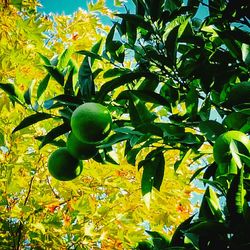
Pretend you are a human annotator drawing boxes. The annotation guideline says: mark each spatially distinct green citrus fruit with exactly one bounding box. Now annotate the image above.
[48,147,82,181]
[66,132,98,160]
[213,130,250,164]
[70,102,112,144]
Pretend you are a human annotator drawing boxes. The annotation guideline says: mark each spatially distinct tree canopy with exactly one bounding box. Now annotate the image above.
[0,0,250,249]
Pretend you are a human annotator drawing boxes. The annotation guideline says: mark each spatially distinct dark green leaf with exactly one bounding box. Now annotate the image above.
[141,150,165,197]
[35,136,66,147]
[190,165,207,183]
[164,0,182,12]
[37,74,50,100]
[24,87,31,105]
[47,94,83,107]
[44,65,64,86]
[126,147,142,166]
[37,52,51,65]
[199,120,226,142]
[222,112,248,130]
[103,68,131,78]
[92,68,103,80]
[145,230,170,249]
[78,57,95,99]
[170,214,196,246]
[96,71,156,102]
[129,93,156,127]
[39,123,70,149]
[12,113,52,133]
[199,187,222,220]
[97,133,131,148]
[199,179,227,195]
[0,83,23,104]
[64,68,74,95]
[216,30,242,60]
[76,50,103,61]
[165,25,179,66]
[116,90,169,106]
[185,86,198,117]
[115,14,153,32]
[185,220,227,235]
[227,168,246,218]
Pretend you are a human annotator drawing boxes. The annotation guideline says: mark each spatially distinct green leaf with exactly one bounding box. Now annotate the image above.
[222,112,248,130]
[174,148,192,171]
[37,74,50,100]
[237,153,250,166]
[76,50,103,62]
[165,25,179,66]
[116,90,169,106]
[46,94,83,107]
[35,136,66,147]
[227,168,246,218]
[12,113,53,133]
[58,47,73,69]
[97,133,131,149]
[230,140,243,169]
[199,120,226,142]
[145,230,170,249]
[242,43,250,65]
[190,166,207,183]
[44,65,64,86]
[77,56,95,99]
[0,83,24,104]
[170,214,196,247]
[126,147,142,166]
[103,68,131,78]
[23,87,31,105]
[185,86,198,117]
[115,14,153,32]
[164,0,182,12]
[37,52,51,65]
[140,150,165,206]
[200,178,228,196]
[199,187,222,220]
[216,30,242,60]
[97,71,156,102]
[39,123,70,149]
[129,93,156,128]
[185,221,227,235]
[64,68,74,95]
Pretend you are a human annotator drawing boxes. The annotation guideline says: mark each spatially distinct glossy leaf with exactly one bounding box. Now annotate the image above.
[117,90,169,106]
[199,187,222,220]
[227,168,247,218]
[36,74,50,100]
[12,113,53,133]
[199,120,226,142]
[97,71,156,102]
[78,56,95,99]
[170,214,196,247]
[44,65,64,86]
[140,150,165,202]
[39,123,70,149]
[0,83,23,104]
[129,93,156,128]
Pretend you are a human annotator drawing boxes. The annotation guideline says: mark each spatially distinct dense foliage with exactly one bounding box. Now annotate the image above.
[0,0,249,249]
[0,0,196,249]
